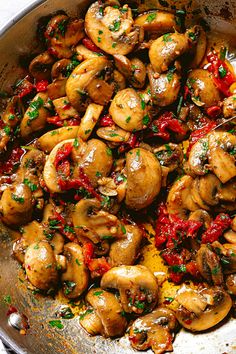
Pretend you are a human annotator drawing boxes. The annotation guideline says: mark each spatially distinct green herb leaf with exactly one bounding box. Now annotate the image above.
[211,265,220,275]
[141,100,146,110]
[49,320,64,329]
[220,46,227,60]
[166,72,173,82]
[218,65,227,78]
[97,37,101,43]
[188,31,196,41]
[73,138,79,148]
[3,295,11,304]
[142,115,150,126]
[12,194,24,204]
[79,309,93,320]
[106,147,112,156]
[94,290,103,296]
[64,281,76,295]
[121,224,126,234]
[3,125,11,135]
[96,171,102,177]
[171,264,186,273]
[58,307,74,319]
[23,178,37,191]
[109,19,121,32]
[112,42,117,48]
[163,33,172,43]
[146,12,157,23]
[126,116,131,123]
[75,258,81,266]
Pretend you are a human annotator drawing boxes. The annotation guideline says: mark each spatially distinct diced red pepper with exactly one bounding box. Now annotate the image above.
[184,85,190,100]
[15,79,35,98]
[201,213,231,244]
[57,160,70,178]
[82,37,103,53]
[206,51,236,97]
[47,116,64,127]
[35,80,48,92]
[82,242,94,265]
[54,142,73,168]
[149,112,186,141]
[206,105,221,119]
[88,257,111,276]
[169,272,184,284]
[0,147,24,175]
[99,114,114,127]
[118,132,140,154]
[188,119,216,154]
[186,261,201,278]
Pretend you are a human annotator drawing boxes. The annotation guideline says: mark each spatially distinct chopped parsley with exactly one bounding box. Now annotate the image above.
[166,72,173,82]
[171,264,186,273]
[142,115,150,126]
[27,96,44,126]
[73,138,79,148]
[188,31,196,41]
[3,295,11,304]
[146,13,157,23]
[49,320,64,329]
[97,37,101,43]
[75,258,81,266]
[93,290,103,296]
[112,42,117,48]
[141,100,146,110]
[23,178,37,192]
[218,65,227,78]
[126,116,131,123]
[106,147,112,156]
[12,194,24,204]
[96,171,102,177]
[121,224,126,234]
[109,19,121,32]
[3,125,11,135]
[58,307,74,319]
[64,281,76,295]
[163,33,172,43]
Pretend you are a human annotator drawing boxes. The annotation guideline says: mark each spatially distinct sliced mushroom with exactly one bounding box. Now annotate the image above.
[80,288,127,337]
[217,178,236,202]
[224,229,236,244]
[189,210,212,229]
[212,242,236,274]
[66,57,113,111]
[45,15,84,58]
[176,286,232,331]
[51,59,72,80]
[20,93,50,138]
[196,244,223,285]
[72,199,123,244]
[190,178,210,211]
[43,139,75,193]
[98,177,118,197]
[222,94,236,118]
[0,183,32,226]
[109,88,149,132]
[47,79,67,100]
[129,307,178,354]
[147,64,181,106]
[76,104,102,141]
[101,265,158,314]
[188,26,207,68]
[149,27,198,73]
[61,242,89,298]
[75,44,103,61]
[187,69,220,108]
[96,125,131,143]
[208,131,236,183]
[232,216,236,232]
[37,126,79,153]
[1,96,24,128]
[29,51,55,81]
[167,175,199,219]
[188,137,209,176]
[114,55,146,88]
[134,10,180,34]
[53,96,80,120]
[75,139,113,186]
[109,225,142,266]
[125,148,162,210]
[198,173,221,206]
[85,2,139,55]
[24,241,58,290]
[226,273,236,295]
[154,143,183,172]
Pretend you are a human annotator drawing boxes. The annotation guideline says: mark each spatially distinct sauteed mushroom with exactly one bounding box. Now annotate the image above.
[24,241,58,290]
[114,55,146,88]
[129,307,178,354]
[222,94,236,118]
[85,2,140,55]
[80,288,127,337]
[176,286,232,331]
[109,225,142,266]
[29,51,55,81]
[196,244,223,285]
[61,242,89,298]
[134,10,180,34]
[125,148,162,210]
[66,57,113,111]
[101,265,158,314]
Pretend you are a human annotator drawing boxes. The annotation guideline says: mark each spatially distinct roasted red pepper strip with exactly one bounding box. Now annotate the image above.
[82,37,103,53]
[206,105,221,118]
[201,213,231,244]
[207,51,235,97]
[88,257,111,276]
[54,142,73,168]
[47,116,64,127]
[149,112,186,141]
[188,119,216,154]
[0,147,24,175]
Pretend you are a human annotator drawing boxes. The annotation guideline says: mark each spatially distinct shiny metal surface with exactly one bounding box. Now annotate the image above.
[0,1,236,353]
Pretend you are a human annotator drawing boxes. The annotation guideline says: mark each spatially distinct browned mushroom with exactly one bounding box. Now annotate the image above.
[80,288,127,337]
[101,265,158,314]
[129,307,178,354]
[196,244,223,285]
[175,286,232,331]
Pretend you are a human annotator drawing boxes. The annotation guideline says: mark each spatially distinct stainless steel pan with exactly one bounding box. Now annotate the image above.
[0,0,236,353]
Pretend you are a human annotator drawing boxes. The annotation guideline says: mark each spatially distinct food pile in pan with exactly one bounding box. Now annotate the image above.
[0,1,236,353]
